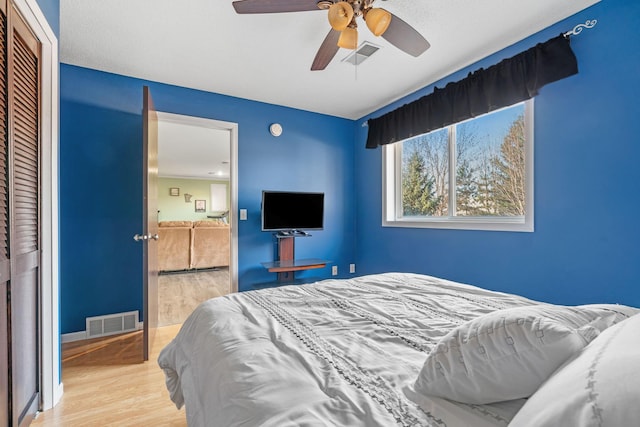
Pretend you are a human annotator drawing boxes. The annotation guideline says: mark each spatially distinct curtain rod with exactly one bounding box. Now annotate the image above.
[564,19,597,38]
[361,18,597,129]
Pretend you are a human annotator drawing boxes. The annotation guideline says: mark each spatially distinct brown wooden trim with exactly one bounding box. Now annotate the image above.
[142,86,159,362]
[277,236,294,261]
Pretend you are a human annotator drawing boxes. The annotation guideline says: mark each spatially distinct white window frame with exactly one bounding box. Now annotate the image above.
[382,100,534,232]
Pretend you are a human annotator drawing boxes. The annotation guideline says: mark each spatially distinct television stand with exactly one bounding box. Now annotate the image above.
[261,232,328,282]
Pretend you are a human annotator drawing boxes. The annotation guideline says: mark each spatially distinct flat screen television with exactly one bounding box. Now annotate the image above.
[261,191,324,232]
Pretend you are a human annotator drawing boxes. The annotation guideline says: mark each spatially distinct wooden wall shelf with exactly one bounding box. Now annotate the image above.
[261,234,328,283]
[261,258,328,273]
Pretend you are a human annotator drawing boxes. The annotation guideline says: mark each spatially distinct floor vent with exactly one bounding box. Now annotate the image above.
[86,310,139,339]
[342,41,381,65]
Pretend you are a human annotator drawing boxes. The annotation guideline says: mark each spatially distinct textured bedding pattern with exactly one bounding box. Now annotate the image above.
[157,273,634,427]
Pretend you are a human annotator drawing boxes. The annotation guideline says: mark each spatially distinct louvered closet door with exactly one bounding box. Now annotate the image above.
[0,2,9,425]
[7,3,40,426]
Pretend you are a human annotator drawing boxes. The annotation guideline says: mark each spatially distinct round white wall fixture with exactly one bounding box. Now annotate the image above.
[269,123,283,137]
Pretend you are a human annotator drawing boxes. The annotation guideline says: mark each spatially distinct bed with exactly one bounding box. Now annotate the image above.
[158,272,640,427]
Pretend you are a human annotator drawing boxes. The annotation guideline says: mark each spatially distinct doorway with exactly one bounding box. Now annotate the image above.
[155,112,238,326]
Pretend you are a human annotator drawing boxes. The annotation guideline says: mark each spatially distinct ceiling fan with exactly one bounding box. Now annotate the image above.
[231,0,430,71]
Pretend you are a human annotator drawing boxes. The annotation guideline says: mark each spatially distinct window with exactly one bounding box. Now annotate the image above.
[383,100,533,232]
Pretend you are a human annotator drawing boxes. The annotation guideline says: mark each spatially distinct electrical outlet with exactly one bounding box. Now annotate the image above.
[332,265,338,276]
[349,264,356,273]
[239,209,247,220]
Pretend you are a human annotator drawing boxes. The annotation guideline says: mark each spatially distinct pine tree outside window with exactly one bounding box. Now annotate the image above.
[383,100,533,232]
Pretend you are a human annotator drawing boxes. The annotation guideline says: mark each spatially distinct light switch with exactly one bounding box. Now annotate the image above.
[240,209,247,220]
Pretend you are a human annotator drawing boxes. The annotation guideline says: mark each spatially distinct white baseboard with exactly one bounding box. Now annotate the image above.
[44,382,64,411]
[61,322,144,344]
[61,331,87,343]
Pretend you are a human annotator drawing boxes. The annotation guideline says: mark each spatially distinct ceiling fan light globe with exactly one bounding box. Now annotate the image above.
[328,1,354,31]
[337,27,358,49]
[365,8,392,36]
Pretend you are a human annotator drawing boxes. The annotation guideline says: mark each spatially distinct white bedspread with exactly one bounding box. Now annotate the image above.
[157,273,585,426]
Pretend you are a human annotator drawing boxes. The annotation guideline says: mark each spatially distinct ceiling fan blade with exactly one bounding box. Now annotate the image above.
[232,0,322,14]
[382,13,430,57]
[311,29,340,71]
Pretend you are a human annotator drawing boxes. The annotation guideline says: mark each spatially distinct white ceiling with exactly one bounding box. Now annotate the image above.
[60,0,598,121]
[60,0,598,178]
[157,115,231,180]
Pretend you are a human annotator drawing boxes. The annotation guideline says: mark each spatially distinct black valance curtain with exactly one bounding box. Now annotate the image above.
[366,34,578,149]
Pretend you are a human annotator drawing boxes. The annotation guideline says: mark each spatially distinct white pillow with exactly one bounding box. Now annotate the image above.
[508,312,640,427]
[413,304,622,404]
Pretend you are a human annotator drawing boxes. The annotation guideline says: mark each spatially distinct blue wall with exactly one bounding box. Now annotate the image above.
[354,0,640,308]
[35,0,59,37]
[60,65,356,334]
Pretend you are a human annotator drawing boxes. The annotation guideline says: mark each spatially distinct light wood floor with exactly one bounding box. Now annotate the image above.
[33,324,186,426]
[33,269,230,426]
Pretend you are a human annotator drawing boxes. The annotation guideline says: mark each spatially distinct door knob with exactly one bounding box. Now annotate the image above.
[133,233,159,241]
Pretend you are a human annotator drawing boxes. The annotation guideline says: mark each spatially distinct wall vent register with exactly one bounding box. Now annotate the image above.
[86,311,140,339]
